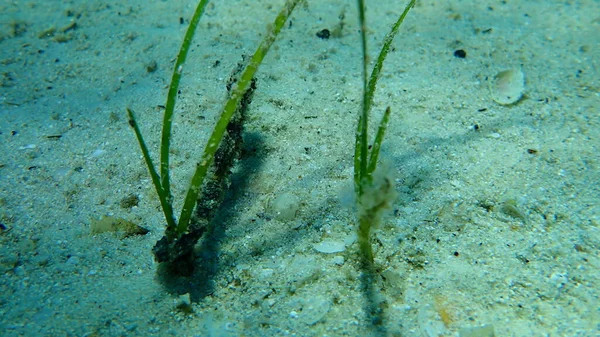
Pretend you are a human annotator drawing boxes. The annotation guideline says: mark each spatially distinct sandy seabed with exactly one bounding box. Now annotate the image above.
[1,1,598,336]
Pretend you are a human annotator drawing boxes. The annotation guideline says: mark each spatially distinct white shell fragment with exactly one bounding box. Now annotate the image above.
[490,68,525,105]
[459,324,496,337]
[313,240,345,254]
[270,192,300,221]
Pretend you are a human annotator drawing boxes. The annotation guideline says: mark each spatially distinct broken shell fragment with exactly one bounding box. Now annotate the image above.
[490,68,525,105]
[90,216,149,238]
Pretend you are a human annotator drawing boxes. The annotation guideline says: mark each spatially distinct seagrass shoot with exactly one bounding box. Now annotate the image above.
[354,0,416,267]
[127,0,302,271]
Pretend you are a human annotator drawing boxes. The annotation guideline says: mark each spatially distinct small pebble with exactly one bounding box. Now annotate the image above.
[453,49,467,58]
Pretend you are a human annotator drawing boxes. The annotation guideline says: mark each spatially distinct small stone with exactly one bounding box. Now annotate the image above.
[332,256,345,265]
[316,29,330,39]
[146,60,158,73]
[119,194,139,209]
[66,255,80,265]
[453,49,467,58]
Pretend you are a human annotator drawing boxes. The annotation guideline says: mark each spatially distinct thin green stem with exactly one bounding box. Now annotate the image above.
[356,0,369,197]
[354,0,417,264]
[176,0,301,234]
[367,106,391,175]
[127,108,177,231]
[160,0,210,206]
[366,0,416,113]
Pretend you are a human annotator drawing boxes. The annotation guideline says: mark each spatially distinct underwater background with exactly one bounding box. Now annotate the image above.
[1,0,598,336]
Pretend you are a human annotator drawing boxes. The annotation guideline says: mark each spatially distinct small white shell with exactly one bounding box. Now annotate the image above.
[490,68,525,105]
[313,240,345,254]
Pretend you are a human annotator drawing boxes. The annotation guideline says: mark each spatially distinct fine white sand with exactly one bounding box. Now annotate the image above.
[1,1,598,336]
